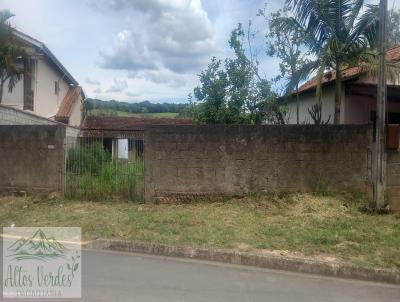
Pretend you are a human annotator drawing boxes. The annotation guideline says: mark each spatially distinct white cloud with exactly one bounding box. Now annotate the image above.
[106,78,128,93]
[128,68,186,88]
[95,0,216,78]
[125,91,140,98]
[100,30,157,71]
[3,0,284,101]
[85,77,101,85]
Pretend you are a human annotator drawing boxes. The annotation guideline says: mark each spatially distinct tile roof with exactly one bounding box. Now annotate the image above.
[297,46,400,94]
[81,116,192,131]
[55,86,82,121]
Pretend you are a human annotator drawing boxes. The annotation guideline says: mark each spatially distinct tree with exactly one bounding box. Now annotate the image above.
[191,23,277,124]
[286,0,379,124]
[193,57,230,123]
[261,6,310,124]
[0,10,25,104]
[388,8,400,47]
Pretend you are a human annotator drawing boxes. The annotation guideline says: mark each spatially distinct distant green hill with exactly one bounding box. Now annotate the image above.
[84,99,188,118]
[87,109,180,118]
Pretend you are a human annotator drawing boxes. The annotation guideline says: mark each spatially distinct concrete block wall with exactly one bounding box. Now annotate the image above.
[0,105,55,125]
[0,104,79,139]
[387,151,400,210]
[144,125,373,201]
[0,125,65,193]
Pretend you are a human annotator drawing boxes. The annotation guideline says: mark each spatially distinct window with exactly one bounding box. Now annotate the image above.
[54,80,60,95]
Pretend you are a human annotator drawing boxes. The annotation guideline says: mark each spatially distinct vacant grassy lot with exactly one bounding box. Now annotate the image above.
[0,193,399,269]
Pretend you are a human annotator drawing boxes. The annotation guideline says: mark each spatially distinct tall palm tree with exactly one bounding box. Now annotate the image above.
[286,0,380,124]
[0,10,25,104]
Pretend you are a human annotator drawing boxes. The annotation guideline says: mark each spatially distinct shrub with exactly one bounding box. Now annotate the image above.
[66,142,111,175]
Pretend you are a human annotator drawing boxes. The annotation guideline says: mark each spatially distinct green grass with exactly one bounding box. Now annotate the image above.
[87,109,180,118]
[66,142,144,200]
[66,161,144,201]
[0,193,399,269]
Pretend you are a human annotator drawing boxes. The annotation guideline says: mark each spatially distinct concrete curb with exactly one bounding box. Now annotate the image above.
[85,239,400,285]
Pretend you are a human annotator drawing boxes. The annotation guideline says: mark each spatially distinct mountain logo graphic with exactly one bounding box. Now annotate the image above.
[7,229,67,261]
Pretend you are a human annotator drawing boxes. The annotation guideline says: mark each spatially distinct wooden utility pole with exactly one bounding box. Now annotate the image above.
[374,0,388,209]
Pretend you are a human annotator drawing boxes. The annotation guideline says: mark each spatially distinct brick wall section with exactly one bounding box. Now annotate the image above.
[144,125,373,201]
[0,125,65,193]
[0,105,79,138]
[387,151,400,210]
[0,105,55,125]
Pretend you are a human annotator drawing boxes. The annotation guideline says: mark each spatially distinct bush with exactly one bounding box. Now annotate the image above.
[66,142,111,175]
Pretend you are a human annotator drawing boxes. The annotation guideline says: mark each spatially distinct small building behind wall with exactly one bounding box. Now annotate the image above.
[80,116,192,161]
[284,46,400,124]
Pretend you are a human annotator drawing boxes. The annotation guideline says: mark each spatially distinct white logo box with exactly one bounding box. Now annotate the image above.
[2,227,81,299]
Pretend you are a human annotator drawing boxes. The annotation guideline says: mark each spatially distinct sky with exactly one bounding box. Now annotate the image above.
[0,0,394,103]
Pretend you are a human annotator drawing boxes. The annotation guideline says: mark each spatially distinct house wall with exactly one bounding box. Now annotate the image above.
[286,85,344,124]
[35,58,70,119]
[1,58,73,121]
[144,125,373,202]
[68,96,82,127]
[1,43,37,109]
[345,95,400,124]
[0,125,65,193]
[1,72,25,109]
[356,73,400,86]
[345,95,374,124]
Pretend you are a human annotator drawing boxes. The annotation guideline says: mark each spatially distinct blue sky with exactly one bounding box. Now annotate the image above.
[0,0,391,103]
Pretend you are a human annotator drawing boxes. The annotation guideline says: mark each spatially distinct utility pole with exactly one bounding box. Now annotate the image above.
[374,0,388,209]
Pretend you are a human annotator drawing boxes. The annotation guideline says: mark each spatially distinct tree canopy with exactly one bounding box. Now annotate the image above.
[262,6,310,124]
[189,23,278,124]
[0,10,25,104]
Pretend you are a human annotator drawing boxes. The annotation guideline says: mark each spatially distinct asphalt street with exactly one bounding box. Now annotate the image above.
[1,249,400,301]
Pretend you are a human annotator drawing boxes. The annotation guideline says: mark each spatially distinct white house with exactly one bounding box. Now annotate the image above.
[1,29,84,127]
[285,46,400,125]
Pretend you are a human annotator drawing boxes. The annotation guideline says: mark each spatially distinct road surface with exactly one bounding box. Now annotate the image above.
[1,249,399,301]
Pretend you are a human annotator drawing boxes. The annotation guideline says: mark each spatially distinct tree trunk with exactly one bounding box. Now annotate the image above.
[334,65,342,124]
[296,84,300,124]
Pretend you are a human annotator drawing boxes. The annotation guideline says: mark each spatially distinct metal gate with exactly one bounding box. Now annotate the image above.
[64,131,144,201]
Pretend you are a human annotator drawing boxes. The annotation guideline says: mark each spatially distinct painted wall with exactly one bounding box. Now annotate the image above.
[286,86,340,124]
[344,95,400,124]
[34,58,70,119]
[356,73,400,86]
[344,95,374,124]
[68,96,82,127]
[0,58,78,124]
[1,72,25,109]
